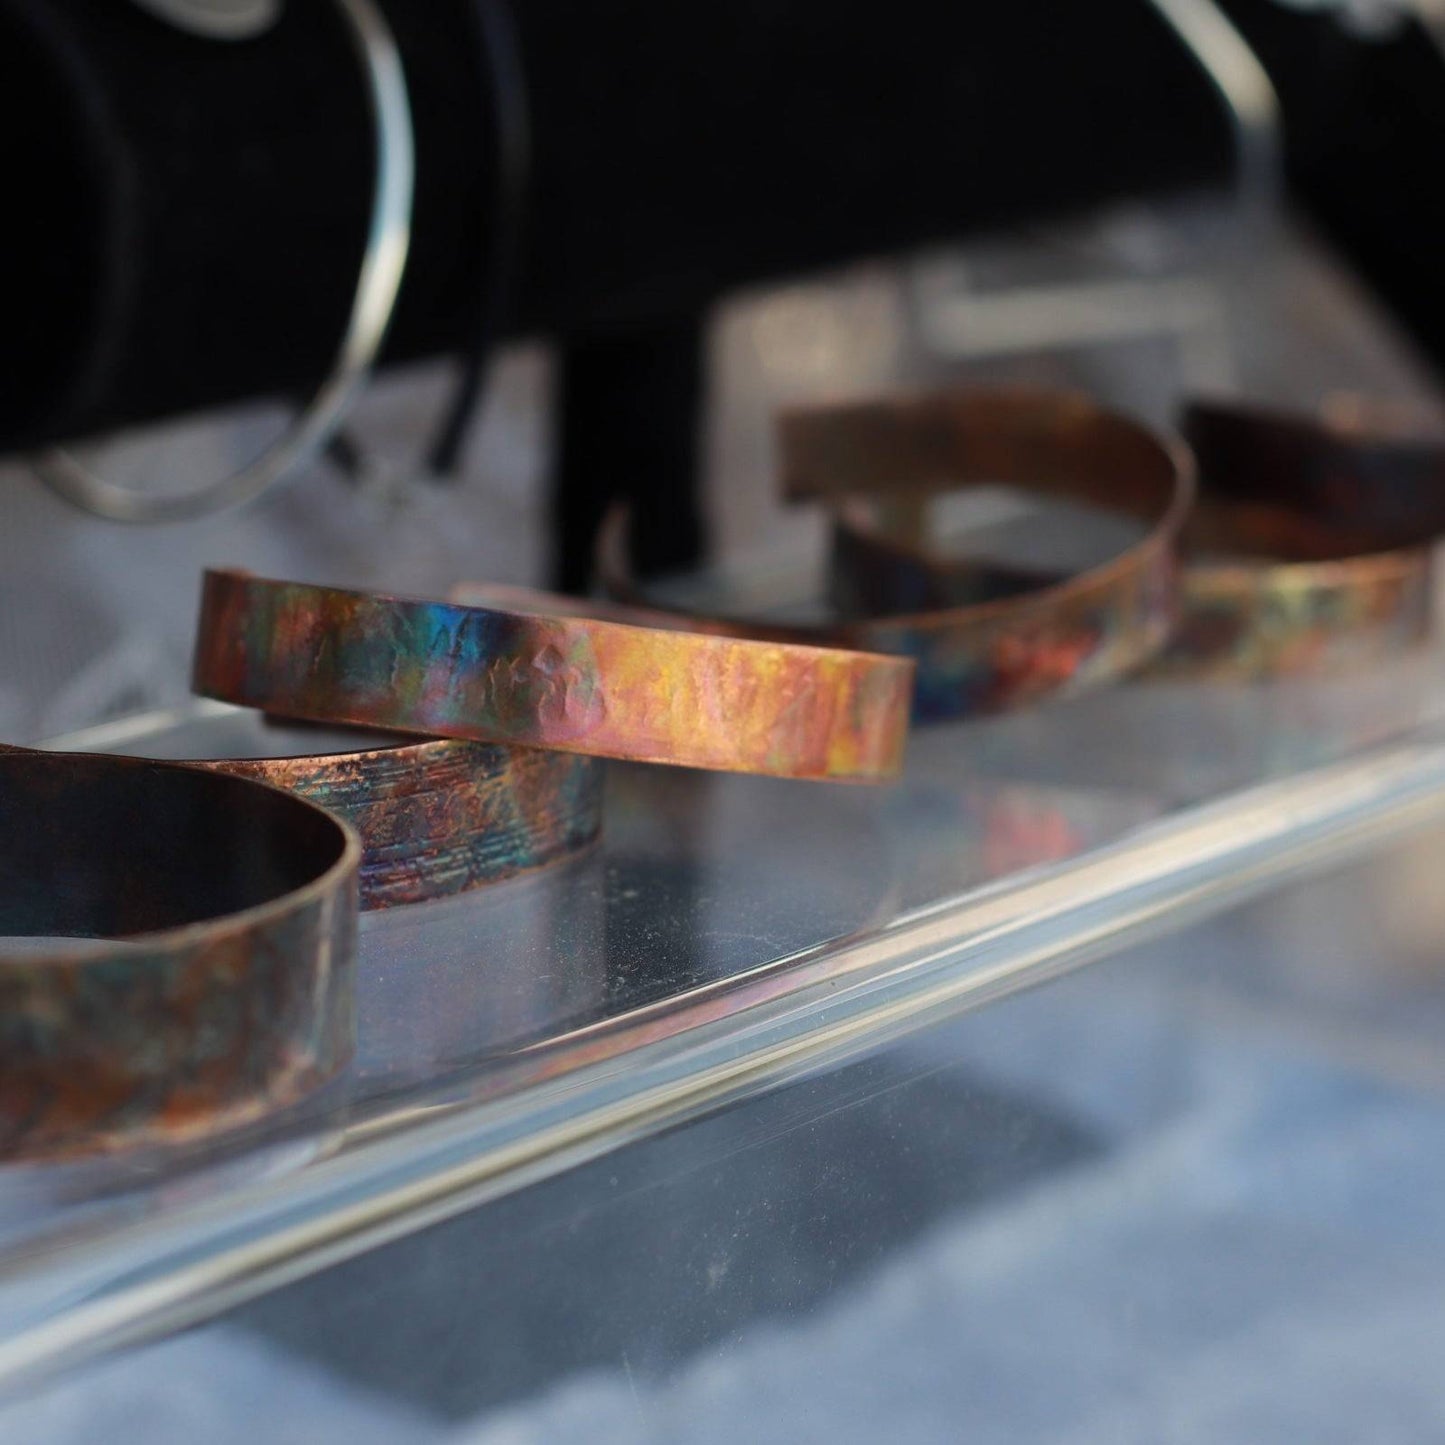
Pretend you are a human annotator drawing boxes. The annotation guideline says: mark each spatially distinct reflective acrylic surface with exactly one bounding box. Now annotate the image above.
[0,641,1443,1394]
[13,809,1445,1441]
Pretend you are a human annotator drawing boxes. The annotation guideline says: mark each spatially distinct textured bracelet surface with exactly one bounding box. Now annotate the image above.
[1156,399,1443,678]
[603,388,1192,723]
[193,571,913,782]
[0,749,359,1160]
[201,728,600,911]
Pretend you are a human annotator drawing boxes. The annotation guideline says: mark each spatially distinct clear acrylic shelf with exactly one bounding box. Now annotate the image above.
[5,648,1445,1397]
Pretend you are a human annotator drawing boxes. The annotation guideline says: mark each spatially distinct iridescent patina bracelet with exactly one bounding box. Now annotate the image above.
[601,388,1193,723]
[45,706,602,910]
[1156,398,1444,678]
[210,735,601,911]
[0,749,359,1160]
[192,570,913,782]
[57,710,605,912]
[768,391,1441,687]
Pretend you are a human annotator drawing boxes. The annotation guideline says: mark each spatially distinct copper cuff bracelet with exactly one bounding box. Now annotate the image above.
[210,737,600,911]
[774,391,1441,687]
[602,388,1193,723]
[1179,396,1445,545]
[0,749,359,1160]
[96,720,604,912]
[192,570,914,782]
[1158,398,1444,678]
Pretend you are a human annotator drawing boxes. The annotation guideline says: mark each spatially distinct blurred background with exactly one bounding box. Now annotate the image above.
[3,0,1445,739]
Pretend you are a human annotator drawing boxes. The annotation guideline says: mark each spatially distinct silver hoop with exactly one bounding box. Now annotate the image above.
[128,0,282,39]
[32,0,414,523]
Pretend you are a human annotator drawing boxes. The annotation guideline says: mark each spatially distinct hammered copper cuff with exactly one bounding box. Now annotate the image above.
[192,571,913,782]
[0,749,359,1161]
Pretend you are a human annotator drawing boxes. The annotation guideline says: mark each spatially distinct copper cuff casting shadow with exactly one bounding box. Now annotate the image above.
[0,749,359,1161]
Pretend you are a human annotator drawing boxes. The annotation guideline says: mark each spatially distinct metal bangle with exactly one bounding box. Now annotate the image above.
[1155,397,1445,678]
[127,0,281,39]
[209,735,602,910]
[1178,395,1445,544]
[600,388,1194,724]
[46,713,604,911]
[191,570,914,782]
[30,0,414,523]
[739,388,1438,688]
[0,748,359,1160]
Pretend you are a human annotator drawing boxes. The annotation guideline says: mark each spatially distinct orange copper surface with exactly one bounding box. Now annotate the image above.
[1152,399,1444,678]
[193,571,913,782]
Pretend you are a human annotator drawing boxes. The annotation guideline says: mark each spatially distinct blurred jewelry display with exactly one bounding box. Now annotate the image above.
[201,732,599,911]
[14,379,1445,1163]
[601,388,1194,722]
[1158,397,1445,677]
[792,389,1443,686]
[42,707,604,913]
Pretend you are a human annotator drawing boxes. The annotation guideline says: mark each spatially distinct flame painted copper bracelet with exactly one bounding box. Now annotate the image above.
[0,748,359,1160]
[1154,398,1445,678]
[772,391,1442,687]
[600,388,1193,723]
[53,711,604,912]
[213,737,600,911]
[192,570,913,782]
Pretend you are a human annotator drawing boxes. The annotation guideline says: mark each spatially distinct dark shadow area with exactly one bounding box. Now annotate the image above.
[241,1052,1102,1420]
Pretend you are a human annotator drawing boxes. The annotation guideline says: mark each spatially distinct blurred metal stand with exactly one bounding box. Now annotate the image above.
[913,0,1282,397]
